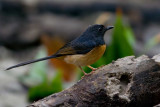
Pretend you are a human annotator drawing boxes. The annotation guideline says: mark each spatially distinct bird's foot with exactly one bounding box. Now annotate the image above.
[79,66,89,79]
[82,71,88,75]
[87,65,97,71]
[98,65,105,69]
[81,72,90,79]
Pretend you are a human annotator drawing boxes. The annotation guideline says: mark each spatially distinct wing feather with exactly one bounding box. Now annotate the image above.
[55,40,96,56]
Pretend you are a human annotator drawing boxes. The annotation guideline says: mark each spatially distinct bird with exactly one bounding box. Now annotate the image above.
[6,24,114,75]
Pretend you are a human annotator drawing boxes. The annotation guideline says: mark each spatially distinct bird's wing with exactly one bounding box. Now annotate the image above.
[55,40,97,56]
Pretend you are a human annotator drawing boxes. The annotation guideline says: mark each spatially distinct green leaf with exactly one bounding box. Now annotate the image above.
[51,71,63,92]
[28,81,51,101]
[20,48,48,86]
[124,26,136,47]
[104,14,134,64]
[28,71,63,102]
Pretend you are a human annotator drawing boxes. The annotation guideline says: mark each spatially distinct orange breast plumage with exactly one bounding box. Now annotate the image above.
[64,45,106,66]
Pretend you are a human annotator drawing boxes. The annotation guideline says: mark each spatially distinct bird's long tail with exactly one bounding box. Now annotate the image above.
[6,55,57,70]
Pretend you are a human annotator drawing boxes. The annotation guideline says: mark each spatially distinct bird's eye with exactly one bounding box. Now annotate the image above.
[98,27,103,31]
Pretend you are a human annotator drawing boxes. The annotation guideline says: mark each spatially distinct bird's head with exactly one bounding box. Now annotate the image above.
[85,24,114,37]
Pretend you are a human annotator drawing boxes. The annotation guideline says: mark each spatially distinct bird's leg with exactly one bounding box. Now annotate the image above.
[87,65,97,71]
[79,66,87,75]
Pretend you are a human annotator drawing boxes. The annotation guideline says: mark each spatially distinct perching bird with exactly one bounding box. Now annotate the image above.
[6,24,114,75]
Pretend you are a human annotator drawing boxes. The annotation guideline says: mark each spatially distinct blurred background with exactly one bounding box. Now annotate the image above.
[0,0,160,106]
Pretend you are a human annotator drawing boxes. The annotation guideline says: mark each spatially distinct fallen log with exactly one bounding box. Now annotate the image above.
[28,54,160,107]
[154,104,160,107]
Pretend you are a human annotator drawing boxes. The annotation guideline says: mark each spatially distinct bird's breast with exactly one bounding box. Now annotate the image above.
[64,45,106,66]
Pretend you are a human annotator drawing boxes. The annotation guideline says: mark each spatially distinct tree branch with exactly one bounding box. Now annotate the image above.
[28,54,160,107]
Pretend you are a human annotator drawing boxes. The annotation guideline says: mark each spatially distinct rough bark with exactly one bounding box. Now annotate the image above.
[28,54,160,107]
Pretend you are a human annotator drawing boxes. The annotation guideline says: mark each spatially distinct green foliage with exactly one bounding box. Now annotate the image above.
[124,26,136,47]
[104,15,134,64]
[28,71,63,102]
[82,14,135,75]
[51,71,63,92]
[21,50,47,86]
[20,48,63,102]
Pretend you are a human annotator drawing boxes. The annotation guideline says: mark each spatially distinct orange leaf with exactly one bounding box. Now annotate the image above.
[41,35,77,81]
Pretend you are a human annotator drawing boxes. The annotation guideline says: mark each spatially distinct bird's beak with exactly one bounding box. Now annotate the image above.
[105,26,114,31]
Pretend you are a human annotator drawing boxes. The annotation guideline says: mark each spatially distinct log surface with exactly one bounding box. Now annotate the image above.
[28,55,160,107]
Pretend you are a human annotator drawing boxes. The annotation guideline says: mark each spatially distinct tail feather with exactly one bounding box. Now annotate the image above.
[6,55,57,70]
